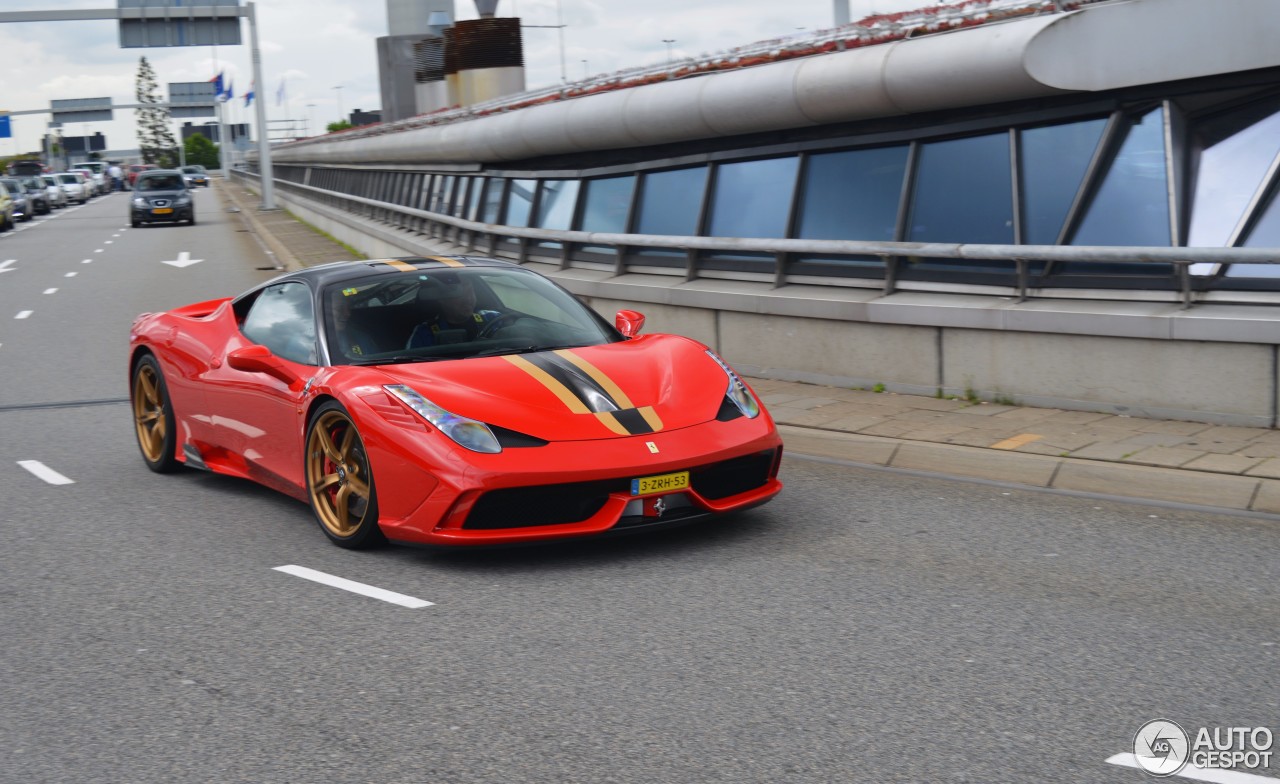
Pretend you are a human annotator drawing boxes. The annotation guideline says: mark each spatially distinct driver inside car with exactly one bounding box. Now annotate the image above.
[407,274,501,348]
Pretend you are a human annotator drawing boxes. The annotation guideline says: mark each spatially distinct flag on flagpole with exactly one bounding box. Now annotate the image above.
[210,71,224,98]
[244,81,255,108]
[221,79,234,103]
[275,78,286,107]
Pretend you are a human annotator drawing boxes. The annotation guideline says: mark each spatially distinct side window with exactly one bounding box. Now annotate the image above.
[240,281,318,365]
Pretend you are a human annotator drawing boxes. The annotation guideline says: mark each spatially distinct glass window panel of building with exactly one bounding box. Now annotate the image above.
[1227,188,1280,277]
[504,178,538,227]
[796,146,907,242]
[1020,117,1107,245]
[908,131,1014,245]
[635,166,707,236]
[706,156,798,239]
[535,180,580,230]
[1188,102,1280,248]
[578,175,635,233]
[1072,107,1171,247]
[479,178,503,222]
[468,178,487,220]
[575,175,635,257]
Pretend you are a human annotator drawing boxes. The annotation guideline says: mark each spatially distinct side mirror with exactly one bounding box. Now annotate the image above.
[615,309,646,339]
[227,345,302,388]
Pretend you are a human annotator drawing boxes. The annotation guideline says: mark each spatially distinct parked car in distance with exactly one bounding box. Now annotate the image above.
[55,172,90,204]
[68,168,104,196]
[0,181,13,231]
[180,165,209,187]
[41,175,68,209]
[0,177,34,221]
[18,177,51,215]
[130,169,195,227]
[73,162,110,195]
[126,164,157,189]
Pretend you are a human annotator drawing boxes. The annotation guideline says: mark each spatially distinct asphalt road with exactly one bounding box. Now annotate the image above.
[1,191,1277,783]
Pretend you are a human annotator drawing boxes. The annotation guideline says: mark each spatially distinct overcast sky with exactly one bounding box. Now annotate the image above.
[0,0,953,156]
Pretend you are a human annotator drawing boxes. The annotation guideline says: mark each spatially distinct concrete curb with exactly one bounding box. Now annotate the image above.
[779,424,1280,516]
[213,179,302,272]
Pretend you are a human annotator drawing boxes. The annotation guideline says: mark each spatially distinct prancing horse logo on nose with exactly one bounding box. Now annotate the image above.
[653,498,666,517]
[646,441,659,453]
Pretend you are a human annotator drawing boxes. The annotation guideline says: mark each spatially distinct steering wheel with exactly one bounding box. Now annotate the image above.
[476,312,525,339]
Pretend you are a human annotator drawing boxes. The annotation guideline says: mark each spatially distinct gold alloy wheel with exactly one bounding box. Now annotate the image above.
[306,409,374,538]
[133,362,168,463]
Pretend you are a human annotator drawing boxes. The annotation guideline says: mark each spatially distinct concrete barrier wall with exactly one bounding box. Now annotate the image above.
[255,181,1280,428]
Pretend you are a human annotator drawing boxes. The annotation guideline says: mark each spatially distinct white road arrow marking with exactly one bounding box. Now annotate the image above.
[163,251,204,268]
[0,260,15,273]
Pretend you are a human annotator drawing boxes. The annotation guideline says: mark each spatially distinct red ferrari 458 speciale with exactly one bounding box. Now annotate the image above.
[129,256,783,547]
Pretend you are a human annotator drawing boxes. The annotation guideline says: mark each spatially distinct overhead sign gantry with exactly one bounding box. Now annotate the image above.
[0,1,277,210]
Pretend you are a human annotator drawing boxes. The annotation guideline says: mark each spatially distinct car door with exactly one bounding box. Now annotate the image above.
[202,280,320,496]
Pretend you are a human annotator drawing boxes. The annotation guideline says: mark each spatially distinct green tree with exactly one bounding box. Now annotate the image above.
[184,133,220,169]
[135,56,179,168]
[327,120,354,133]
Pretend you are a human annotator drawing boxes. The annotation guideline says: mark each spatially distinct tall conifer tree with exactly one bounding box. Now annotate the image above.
[135,56,178,167]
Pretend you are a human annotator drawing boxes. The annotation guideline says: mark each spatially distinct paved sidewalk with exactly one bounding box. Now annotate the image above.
[216,178,1280,518]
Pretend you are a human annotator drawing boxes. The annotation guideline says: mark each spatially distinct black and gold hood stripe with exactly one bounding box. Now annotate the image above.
[503,351,664,436]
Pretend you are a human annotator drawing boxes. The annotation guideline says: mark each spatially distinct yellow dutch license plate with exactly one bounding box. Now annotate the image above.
[630,470,689,496]
[152,207,173,214]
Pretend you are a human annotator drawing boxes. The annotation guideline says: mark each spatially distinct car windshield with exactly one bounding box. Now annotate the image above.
[137,175,184,191]
[58,174,78,184]
[181,167,202,174]
[323,266,620,366]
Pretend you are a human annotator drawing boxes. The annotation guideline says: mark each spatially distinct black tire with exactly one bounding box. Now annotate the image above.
[132,218,141,228]
[132,354,180,473]
[305,401,385,549]
[189,212,196,226]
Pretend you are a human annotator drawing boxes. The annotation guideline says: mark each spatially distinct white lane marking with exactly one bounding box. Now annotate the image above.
[94,249,103,253]
[163,251,204,268]
[65,272,78,277]
[43,288,57,295]
[272,565,434,608]
[17,460,75,485]
[0,259,15,273]
[15,310,32,319]
[1107,754,1280,783]
[105,240,113,245]
[82,259,92,264]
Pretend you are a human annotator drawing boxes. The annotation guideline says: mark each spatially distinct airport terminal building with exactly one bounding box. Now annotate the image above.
[240,0,1280,426]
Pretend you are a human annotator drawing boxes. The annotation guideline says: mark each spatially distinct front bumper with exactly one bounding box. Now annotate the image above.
[362,405,784,546]
[132,205,193,223]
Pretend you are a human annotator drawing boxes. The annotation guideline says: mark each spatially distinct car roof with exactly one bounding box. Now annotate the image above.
[239,256,530,299]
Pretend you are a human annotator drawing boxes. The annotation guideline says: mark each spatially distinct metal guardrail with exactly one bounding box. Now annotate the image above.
[233,169,1280,309]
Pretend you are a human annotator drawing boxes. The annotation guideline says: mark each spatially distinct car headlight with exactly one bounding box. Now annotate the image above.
[384,384,502,454]
[133,197,147,206]
[706,350,760,419]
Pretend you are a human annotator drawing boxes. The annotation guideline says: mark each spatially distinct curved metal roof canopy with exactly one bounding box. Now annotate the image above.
[273,0,1280,165]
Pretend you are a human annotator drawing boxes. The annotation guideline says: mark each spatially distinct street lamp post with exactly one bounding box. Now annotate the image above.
[332,85,344,125]
[663,38,675,64]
